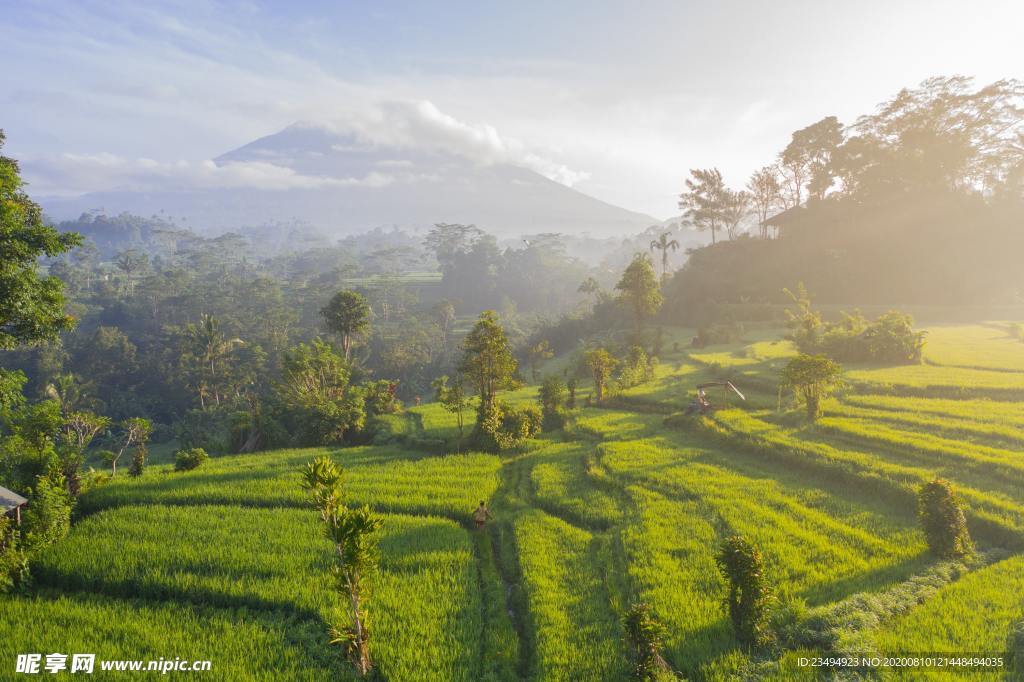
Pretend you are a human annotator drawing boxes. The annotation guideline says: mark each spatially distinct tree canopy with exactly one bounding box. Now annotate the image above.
[0,130,82,349]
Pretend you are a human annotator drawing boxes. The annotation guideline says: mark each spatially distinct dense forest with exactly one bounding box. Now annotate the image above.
[665,77,1024,313]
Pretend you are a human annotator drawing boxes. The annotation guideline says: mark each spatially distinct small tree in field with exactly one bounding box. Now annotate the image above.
[459,311,518,448]
[303,456,382,677]
[538,375,568,431]
[431,374,471,442]
[780,353,843,420]
[584,348,618,402]
[623,602,671,680]
[107,417,151,477]
[716,535,772,647]
[918,479,973,558]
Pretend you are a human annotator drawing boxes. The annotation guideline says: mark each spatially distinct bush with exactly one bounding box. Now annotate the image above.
[786,285,925,363]
[0,515,30,593]
[692,321,745,348]
[128,444,146,477]
[618,346,656,389]
[538,376,568,431]
[363,380,402,417]
[21,467,73,551]
[780,354,844,421]
[918,479,973,558]
[623,602,671,680]
[716,535,772,647]
[470,401,542,452]
[174,448,209,472]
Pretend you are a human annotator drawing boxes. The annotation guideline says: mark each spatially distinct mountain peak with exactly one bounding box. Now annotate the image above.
[44,124,660,238]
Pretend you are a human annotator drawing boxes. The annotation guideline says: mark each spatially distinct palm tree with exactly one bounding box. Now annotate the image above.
[649,231,681,281]
[186,314,244,408]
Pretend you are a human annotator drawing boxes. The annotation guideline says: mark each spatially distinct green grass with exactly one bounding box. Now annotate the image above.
[922,323,1024,372]
[513,510,627,681]
[599,435,925,604]
[9,321,1024,679]
[0,592,343,681]
[872,555,1024,680]
[79,445,501,521]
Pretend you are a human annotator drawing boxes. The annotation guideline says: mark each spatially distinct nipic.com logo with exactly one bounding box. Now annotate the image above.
[15,654,212,674]
[16,654,94,674]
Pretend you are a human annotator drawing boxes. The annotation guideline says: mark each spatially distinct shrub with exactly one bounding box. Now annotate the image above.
[918,479,973,558]
[21,467,73,551]
[584,348,618,401]
[785,284,925,363]
[174,447,209,472]
[0,515,30,593]
[363,380,402,417]
[471,401,542,452]
[618,346,656,389]
[716,535,772,647]
[780,354,843,421]
[539,376,568,431]
[128,443,146,477]
[566,378,578,409]
[623,602,671,680]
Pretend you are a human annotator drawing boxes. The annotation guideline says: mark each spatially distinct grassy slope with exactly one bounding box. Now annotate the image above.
[4,322,1024,680]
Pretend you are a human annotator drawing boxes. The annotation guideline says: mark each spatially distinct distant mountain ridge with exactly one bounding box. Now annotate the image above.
[42,123,661,238]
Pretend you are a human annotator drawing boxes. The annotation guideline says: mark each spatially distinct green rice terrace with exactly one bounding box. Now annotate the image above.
[3,322,1024,680]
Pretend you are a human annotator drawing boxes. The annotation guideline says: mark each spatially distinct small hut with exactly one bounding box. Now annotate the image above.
[763,205,805,239]
[1,486,28,526]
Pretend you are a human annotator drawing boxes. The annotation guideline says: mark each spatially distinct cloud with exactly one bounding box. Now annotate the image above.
[306,99,591,187]
[26,153,394,195]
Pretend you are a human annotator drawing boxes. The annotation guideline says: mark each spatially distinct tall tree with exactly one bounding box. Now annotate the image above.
[615,253,663,335]
[321,290,370,361]
[747,166,782,239]
[114,249,149,296]
[0,130,82,349]
[458,311,517,415]
[841,76,1024,196]
[184,314,243,409]
[720,189,752,241]
[778,116,844,205]
[678,168,727,244]
[649,231,680,281]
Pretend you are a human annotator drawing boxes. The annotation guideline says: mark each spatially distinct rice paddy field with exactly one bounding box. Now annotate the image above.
[3,321,1024,680]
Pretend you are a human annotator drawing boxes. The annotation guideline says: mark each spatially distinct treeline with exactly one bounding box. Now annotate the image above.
[665,76,1024,313]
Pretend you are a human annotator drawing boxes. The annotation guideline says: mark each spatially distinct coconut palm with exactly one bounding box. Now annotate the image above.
[186,314,244,408]
[649,231,681,281]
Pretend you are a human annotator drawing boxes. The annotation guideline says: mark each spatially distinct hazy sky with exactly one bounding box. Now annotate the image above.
[2,0,1023,218]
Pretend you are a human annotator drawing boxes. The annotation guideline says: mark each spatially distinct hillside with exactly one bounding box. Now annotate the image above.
[40,123,660,238]
[3,322,1022,679]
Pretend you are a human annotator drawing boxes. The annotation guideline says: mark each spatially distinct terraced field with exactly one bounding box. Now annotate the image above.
[2,322,1023,680]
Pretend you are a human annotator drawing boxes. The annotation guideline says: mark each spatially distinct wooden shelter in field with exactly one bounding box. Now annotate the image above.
[1,485,28,526]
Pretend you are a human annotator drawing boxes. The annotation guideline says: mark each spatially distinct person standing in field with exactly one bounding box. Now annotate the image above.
[473,501,492,529]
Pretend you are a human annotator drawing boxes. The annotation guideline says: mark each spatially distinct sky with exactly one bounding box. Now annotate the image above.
[2,0,1023,219]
